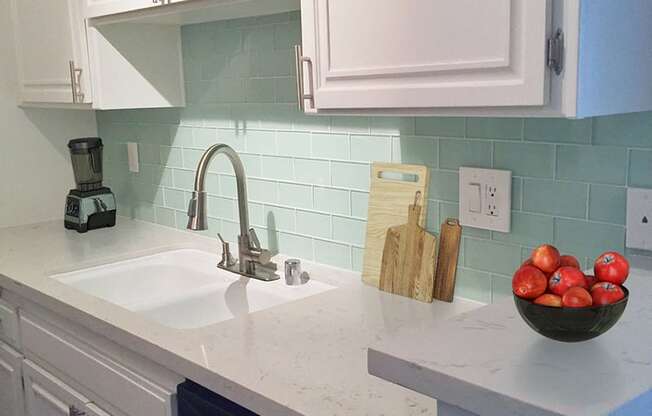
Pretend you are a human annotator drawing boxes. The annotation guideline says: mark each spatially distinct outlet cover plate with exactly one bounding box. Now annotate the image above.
[626,188,652,250]
[459,167,511,232]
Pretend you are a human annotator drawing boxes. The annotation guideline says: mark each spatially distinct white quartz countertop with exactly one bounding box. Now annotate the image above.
[0,218,480,416]
[368,260,652,416]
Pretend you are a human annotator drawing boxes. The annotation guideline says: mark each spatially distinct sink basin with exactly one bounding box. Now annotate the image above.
[51,249,335,329]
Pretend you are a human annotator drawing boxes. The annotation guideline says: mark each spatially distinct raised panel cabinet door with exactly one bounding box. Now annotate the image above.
[84,0,168,18]
[11,0,92,105]
[22,360,89,416]
[299,0,551,110]
[0,343,25,416]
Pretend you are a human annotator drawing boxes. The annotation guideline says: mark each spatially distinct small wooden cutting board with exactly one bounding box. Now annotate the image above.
[433,218,462,302]
[379,196,437,303]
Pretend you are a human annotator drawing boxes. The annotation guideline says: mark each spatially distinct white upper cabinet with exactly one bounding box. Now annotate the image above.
[299,0,549,110]
[11,0,92,106]
[299,0,652,118]
[11,0,185,109]
[85,0,172,19]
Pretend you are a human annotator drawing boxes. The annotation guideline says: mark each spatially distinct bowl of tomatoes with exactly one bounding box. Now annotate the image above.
[512,245,629,342]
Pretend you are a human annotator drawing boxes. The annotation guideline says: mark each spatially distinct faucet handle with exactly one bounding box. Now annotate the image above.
[217,233,236,268]
[248,228,261,250]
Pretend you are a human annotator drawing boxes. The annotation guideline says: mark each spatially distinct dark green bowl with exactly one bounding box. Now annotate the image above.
[513,287,628,342]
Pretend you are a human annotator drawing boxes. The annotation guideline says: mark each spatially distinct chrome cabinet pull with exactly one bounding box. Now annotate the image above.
[294,45,314,111]
[69,406,86,416]
[68,61,84,104]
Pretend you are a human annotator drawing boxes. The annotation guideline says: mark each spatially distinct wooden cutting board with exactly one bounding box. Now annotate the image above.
[379,198,437,303]
[362,163,430,288]
[433,218,462,302]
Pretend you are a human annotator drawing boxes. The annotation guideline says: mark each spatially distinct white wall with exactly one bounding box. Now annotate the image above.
[0,0,98,228]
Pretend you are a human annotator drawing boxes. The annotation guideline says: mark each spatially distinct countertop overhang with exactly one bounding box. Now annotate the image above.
[0,218,481,416]
[369,258,652,416]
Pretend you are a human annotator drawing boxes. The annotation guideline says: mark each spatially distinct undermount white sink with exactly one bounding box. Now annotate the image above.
[51,249,335,329]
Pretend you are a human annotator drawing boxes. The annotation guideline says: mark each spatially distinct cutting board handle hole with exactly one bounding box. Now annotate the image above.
[377,171,419,183]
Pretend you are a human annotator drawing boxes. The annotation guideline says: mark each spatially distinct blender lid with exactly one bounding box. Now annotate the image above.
[68,137,103,151]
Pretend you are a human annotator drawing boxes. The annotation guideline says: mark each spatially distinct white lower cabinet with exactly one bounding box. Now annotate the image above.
[23,360,91,416]
[0,290,182,416]
[23,360,115,416]
[0,342,24,416]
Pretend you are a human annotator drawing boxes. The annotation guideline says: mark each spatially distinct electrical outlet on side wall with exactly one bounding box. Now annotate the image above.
[627,188,652,250]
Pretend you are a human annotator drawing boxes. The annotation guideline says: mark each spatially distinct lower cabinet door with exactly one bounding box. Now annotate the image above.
[0,342,25,416]
[22,360,89,416]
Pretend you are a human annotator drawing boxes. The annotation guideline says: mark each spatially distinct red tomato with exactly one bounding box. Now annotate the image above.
[512,266,548,300]
[584,274,598,288]
[559,255,581,269]
[533,293,562,307]
[591,282,625,305]
[521,258,534,268]
[531,244,561,274]
[594,252,629,285]
[562,287,593,308]
[548,266,587,296]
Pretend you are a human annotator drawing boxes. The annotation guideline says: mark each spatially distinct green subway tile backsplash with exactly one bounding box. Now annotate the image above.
[99,12,652,305]
[556,145,627,185]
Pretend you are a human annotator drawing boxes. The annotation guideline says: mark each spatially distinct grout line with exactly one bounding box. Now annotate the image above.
[625,148,632,187]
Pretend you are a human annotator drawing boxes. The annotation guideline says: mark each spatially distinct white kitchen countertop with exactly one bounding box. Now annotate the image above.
[0,218,481,416]
[368,258,652,416]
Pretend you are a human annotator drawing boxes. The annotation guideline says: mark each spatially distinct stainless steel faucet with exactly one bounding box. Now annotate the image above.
[187,144,279,281]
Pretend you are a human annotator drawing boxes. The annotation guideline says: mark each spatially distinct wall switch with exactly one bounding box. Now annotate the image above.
[459,167,511,232]
[127,142,140,173]
[626,188,652,250]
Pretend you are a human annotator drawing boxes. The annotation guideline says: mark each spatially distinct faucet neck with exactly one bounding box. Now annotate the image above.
[188,144,250,237]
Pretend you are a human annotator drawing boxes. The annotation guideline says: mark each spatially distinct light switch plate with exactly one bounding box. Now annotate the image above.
[459,167,511,232]
[127,142,139,173]
[626,188,652,250]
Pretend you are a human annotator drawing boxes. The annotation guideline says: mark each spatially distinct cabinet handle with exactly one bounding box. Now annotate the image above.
[294,45,314,111]
[69,406,86,416]
[68,61,84,104]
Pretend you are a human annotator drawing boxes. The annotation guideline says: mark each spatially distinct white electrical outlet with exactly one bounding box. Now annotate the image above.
[459,167,511,232]
[626,188,652,250]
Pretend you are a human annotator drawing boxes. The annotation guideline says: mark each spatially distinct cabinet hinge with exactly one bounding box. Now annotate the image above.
[547,29,564,75]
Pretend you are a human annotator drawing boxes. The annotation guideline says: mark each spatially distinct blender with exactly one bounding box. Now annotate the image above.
[64,138,116,233]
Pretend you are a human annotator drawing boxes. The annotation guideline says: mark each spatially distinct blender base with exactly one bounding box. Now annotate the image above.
[64,187,117,233]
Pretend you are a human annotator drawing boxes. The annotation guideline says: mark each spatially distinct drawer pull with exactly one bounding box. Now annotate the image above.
[69,406,86,416]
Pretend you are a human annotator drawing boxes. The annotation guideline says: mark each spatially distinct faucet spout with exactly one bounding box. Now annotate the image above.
[187,144,278,282]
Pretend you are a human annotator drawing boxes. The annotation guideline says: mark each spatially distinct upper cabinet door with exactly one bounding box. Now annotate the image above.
[11,0,92,105]
[85,0,166,19]
[300,0,550,110]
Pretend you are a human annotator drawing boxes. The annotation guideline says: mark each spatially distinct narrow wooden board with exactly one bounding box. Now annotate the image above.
[379,203,437,303]
[362,163,430,288]
[433,218,462,302]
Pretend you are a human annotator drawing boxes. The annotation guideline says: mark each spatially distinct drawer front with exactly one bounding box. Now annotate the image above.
[20,314,175,416]
[23,360,89,416]
[0,342,25,416]
[0,298,19,348]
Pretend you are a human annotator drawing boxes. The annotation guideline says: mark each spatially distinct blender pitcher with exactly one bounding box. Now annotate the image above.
[68,138,104,192]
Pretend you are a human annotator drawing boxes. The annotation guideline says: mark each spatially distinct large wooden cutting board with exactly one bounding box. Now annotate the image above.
[362,163,430,287]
